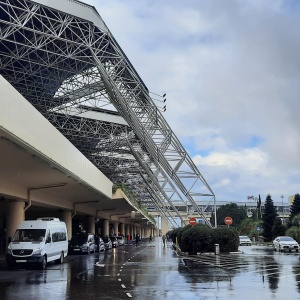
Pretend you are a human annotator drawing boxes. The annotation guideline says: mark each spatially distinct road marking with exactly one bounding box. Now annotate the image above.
[121,284,126,288]
[95,262,105,267]
[117,273,120,276]
[118,278,122,281]
[126,293,132,298]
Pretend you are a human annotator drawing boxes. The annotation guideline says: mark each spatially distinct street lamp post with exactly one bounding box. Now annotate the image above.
[281,195,284,218]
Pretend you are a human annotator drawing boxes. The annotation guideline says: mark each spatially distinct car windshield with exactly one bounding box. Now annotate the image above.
[111,237,117,242]
[103,237,110,243]
[12,229,46,242]
[240,236,249,240]
[70,235,88,244]
[117,237,123,240]
[279,237,294,241]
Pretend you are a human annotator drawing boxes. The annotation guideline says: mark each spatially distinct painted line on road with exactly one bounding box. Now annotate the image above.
[126,293,132,298]
[117,273,120,276]
[118,278,122,281]
[121,284,126,289]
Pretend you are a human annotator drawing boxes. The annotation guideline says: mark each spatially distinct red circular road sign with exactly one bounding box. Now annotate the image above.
[189,217,197,226]
[224,216,233,225]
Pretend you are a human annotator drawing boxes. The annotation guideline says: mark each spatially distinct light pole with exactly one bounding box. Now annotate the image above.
[281,195,284,218]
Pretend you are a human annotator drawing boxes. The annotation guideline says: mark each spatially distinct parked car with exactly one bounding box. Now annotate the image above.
[110,236,119,248]
[116,236,125,246]
[103,236,112,250]
[239,236,252,246]
[273,236,299,252]
[95,236,105,252]
[68,233,96,254]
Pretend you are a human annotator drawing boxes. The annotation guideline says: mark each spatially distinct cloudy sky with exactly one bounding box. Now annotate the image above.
[81,0,300,204]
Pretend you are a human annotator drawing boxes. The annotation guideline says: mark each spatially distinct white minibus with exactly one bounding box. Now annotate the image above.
[6,217,68,269]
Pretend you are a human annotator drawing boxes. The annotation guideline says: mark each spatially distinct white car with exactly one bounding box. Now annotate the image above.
[273,236,299,252]
[239,236,252,246]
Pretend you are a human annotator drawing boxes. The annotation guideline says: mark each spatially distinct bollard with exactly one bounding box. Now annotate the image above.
[215,243,220,255]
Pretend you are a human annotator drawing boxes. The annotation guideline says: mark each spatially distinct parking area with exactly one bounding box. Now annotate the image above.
[1,241,300,299]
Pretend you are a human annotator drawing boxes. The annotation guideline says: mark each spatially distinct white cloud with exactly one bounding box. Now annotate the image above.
[82,0,300,203]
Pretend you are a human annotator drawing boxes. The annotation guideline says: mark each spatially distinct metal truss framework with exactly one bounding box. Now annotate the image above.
[0,0,216,228]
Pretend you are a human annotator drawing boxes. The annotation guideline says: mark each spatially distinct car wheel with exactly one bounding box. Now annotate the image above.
[56,252,64,264]
[40,255,47,270]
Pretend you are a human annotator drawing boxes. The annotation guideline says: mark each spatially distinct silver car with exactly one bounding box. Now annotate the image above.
[273,236,299,252]
[239,236,252,246]
[116,236,125,246]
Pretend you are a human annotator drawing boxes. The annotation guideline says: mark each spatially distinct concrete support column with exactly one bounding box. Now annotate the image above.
[133,226,137,237]
[161,217,169,235]
[7,201,25,242]
[119,223,125,236]
[102,219,109,237]
[130,226,134,238]
[125,224,130,236]
[87,216,95,234]
[60,211,72,240]
[141,228,145,239]
[113,222,118,236]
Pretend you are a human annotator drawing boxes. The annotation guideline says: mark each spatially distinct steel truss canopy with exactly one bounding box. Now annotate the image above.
[0,0,216,228]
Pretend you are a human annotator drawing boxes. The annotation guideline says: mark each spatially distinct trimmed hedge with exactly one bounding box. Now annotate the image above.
[169,225,239,253]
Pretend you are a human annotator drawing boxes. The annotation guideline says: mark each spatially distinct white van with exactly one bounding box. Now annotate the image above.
[6,217,68,269]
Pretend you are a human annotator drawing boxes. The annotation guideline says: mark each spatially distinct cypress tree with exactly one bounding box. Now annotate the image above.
[262,194,278,242]
[290,194,300,219]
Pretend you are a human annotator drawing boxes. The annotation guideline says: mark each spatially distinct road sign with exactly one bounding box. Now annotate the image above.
[224,216,233,225]
[256,226,261,231]
[189,217,197,226]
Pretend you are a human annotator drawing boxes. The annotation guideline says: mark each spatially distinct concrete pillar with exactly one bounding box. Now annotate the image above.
[7,201,25,243]
[102,219,109,237]
[119,223,125,236]
[113,222,118,236]
[161,217,169,235]
[141,228,145,239]
[87,216,95,234]
[130,226,134,238]
[125,224,130,236]
[60,211,72,240]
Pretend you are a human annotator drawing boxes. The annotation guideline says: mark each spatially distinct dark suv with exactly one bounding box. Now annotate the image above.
[68,233,96,254]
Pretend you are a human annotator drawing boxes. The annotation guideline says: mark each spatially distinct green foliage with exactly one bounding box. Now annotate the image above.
[290,194,300,220]
[212,228,239,252]
[237,218,262,238]
[168,228,182,243]
[179,225,239,253]
[214,203,247,227]
[181,225,214,253]
[262,194,278,242]
[285,226,300,243]
[272,217,286,238]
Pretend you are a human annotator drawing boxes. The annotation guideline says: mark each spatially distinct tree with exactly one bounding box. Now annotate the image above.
[262,194,278,242]
[272,217,286,238]
[213,203,247,227]
[257,194,262,219]
[290,194,300,220]
[237,217,262,238]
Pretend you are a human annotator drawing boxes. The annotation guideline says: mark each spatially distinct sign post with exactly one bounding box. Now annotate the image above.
[224,216,233,227]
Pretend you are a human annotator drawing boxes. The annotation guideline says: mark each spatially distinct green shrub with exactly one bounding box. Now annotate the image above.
[178,225,239,253]
[212,227,239,252]
[181,225,214,253]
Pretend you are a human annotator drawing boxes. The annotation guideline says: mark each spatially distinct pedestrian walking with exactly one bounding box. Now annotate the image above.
[127,234,131,245]
[162,235,166,247]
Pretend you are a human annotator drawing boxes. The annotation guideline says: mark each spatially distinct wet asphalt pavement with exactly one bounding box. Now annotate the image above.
[1,239,300,299]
